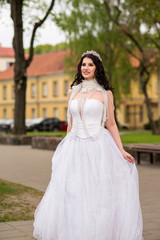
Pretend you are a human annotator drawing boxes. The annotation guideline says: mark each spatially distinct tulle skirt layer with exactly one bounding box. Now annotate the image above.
[33,128,143,240]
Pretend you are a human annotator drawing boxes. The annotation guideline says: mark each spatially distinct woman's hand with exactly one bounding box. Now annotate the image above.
[120,149,135,164]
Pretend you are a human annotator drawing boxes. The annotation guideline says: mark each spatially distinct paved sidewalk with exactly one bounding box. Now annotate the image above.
[0,145,53,191]
[0,145,160,240]
[0,221,34,240]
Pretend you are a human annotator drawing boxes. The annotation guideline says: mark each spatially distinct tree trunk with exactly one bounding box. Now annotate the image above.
[7,0,55,135]
[140,67,159,134]
[10,0,27,134]
[14,76,27,134]
[157,68,160,131]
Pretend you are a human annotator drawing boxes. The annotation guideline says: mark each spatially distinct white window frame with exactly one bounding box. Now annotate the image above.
[31,108,36,119]
[43,108,47,118]
[53,107,58,118]
[43,83,47,97]
[31,83,36,98]
[64,80,69,96]
[3,108,7,119]
[53,81,58,96]
[12,85,15,99]
[3,86,7,99]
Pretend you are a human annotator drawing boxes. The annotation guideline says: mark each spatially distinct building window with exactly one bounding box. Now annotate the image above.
[139,105,143,122]
[3,86,7,99]
[139,82,143,94]
[64,107,67,120]
[156,77,159,94]
[42,83,47,97]
[53,81,58,96]
[31,84,36,98]
[12,85,15,99]
[53,107,58,118]
[43,108,47,118]
[3,109,7,119]
[12,108,14,118]
[31,108,36,119]
[125,105,130,123]
[64,80,69,96]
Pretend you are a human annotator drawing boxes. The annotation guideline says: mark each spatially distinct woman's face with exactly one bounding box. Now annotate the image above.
[81,57,96,80]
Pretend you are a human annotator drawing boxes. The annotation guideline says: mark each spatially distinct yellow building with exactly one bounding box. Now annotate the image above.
[116,70,159,129]
[0,50,72,121]
[0,46,15,71]
[0,48,159,129]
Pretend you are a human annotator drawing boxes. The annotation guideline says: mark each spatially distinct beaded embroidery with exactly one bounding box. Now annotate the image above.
[67,79,114,139]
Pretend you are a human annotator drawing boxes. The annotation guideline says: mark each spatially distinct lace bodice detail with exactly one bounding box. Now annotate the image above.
[67,79,115,139]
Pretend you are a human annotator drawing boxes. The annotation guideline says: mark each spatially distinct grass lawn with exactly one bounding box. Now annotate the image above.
[1,130,160,144]
[0,179,43,222]
[27,131,67,138]
[121,131,160,144]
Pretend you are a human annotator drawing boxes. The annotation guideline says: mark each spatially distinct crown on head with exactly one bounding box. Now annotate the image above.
[81,50,102,62]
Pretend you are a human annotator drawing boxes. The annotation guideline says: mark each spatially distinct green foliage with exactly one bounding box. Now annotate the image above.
[25,42,69,54]
[132,0,160,26]
[53,0,137,103]
[144,119,160,130]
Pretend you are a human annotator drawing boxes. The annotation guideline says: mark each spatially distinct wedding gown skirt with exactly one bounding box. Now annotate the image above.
[33,99,143,240]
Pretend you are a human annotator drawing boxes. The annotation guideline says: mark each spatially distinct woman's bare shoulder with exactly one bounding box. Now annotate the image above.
[106,90,114,100]
[68,88,73,94]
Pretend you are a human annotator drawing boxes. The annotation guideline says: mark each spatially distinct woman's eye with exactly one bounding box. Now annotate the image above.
[82,64,86,66]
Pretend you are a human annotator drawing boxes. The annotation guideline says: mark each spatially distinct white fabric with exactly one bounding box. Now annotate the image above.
[67,79,112,128]
[33,90,144,240]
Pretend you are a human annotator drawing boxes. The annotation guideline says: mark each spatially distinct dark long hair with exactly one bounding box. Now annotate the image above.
[71,53,114,93]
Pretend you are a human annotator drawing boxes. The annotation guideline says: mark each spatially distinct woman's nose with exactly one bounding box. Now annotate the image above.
[84,64,88,69]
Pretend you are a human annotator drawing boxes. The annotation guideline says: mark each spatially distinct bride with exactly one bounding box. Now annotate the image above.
[33,50,144,240]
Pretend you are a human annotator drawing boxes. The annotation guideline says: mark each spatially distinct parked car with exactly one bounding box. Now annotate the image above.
[26,118,67,132]
[10,119,37,130]
[60,121,68,131]
[0,119,14,132]
[0,119,6,131]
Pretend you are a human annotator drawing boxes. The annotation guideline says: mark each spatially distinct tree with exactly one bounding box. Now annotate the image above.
[104,0,160,134]
[54,0,135,125]
[0,0,55,134]
[25,42,68,54]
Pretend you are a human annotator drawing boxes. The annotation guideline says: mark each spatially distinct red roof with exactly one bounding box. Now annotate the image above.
[0,47,15,58]
[0,50,70,80]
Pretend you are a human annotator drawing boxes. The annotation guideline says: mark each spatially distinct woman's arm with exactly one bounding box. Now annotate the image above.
[105,90,134,164]
[66,88,73,134]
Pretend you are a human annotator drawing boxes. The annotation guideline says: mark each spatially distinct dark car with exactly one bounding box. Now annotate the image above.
[0,119,14,132]
[26,118,67,132]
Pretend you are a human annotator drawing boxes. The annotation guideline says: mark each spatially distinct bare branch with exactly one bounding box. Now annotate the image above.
[114,6,121,22]
[26,0,55,67]
[154,21,160,38]
[147,35,160,50]
[104,0,144,54]
[122,44,142,64]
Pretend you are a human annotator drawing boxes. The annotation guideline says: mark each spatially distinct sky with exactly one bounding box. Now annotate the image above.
[0,2,66,49]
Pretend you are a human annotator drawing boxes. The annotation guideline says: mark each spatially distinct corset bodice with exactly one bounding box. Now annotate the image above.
[69,98,104,138]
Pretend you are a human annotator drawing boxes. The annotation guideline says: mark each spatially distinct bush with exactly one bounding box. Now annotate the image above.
[144,119,159,130]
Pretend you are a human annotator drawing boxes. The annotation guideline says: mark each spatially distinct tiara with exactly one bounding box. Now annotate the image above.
[81,50,102,62]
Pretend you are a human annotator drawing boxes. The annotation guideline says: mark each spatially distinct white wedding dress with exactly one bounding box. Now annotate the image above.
[33,80,144,240]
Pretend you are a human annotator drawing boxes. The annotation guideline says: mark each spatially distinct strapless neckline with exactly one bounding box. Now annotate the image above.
[71,98,104,106]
